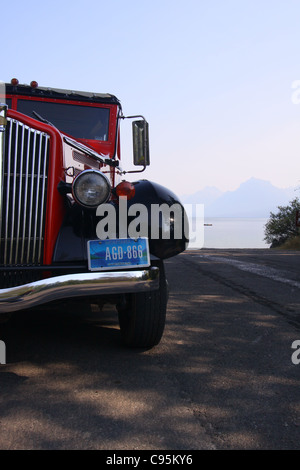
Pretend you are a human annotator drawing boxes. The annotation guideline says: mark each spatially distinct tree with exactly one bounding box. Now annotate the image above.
[264,198,300,247]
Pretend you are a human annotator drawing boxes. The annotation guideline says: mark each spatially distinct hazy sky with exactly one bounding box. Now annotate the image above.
[2,0,300,197]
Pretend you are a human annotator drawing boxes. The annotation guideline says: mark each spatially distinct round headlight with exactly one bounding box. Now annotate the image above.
[72,170,111,208]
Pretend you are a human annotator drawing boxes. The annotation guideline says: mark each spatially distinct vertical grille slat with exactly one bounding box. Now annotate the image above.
[3,121,13,264]
[38,141,49,264]
[20,132,32,264]
[9,120,19,264]
[0,118,50,285]
[15,124,25,264]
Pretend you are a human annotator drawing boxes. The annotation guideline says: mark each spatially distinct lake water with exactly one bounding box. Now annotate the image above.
[188,217,269,249]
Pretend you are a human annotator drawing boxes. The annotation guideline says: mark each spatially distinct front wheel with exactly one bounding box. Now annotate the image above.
[117,262,168,348]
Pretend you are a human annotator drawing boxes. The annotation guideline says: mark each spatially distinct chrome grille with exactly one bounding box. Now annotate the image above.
[0,118,50,268]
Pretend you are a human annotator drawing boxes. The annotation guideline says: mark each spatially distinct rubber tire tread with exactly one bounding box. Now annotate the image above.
[119,263,168,348]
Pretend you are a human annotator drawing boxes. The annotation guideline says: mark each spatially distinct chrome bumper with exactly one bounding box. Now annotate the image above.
[0,268,159,313]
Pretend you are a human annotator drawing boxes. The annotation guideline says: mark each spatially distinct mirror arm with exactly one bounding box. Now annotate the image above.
[120,114,147,121]
[121,164,147,175]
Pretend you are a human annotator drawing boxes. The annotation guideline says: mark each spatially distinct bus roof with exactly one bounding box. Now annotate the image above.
[5,81,121,106]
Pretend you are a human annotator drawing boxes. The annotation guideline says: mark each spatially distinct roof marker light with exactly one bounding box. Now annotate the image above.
[30,80,38,88]
[11,78,19,86]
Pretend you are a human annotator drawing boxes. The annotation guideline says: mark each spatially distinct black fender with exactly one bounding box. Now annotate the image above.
[126,180,189,259]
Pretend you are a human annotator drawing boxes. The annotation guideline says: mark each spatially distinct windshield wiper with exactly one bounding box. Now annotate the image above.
[32,111,54,127]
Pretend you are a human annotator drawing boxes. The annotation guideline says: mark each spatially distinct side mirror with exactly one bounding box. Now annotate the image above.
[132,119,150,167]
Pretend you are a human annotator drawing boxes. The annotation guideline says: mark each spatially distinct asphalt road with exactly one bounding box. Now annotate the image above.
[0,248,300,450]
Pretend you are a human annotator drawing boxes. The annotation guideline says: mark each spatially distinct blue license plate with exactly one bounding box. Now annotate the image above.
[87,238,150,271]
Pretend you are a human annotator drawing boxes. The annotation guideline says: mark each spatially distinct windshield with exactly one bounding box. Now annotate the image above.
[16,99,110,141]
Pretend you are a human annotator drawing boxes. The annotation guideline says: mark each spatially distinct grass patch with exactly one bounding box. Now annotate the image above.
[277,236,300,250]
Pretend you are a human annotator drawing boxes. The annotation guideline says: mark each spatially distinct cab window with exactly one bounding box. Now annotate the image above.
[17,99,110,141]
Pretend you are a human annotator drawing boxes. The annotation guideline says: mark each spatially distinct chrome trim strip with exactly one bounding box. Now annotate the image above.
[64,135,107,163]
[0,268,159,313]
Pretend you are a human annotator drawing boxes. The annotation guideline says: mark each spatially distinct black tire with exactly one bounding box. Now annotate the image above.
[117,262,168,348]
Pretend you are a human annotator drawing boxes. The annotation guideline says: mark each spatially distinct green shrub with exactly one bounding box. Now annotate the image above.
[264,197,300,248]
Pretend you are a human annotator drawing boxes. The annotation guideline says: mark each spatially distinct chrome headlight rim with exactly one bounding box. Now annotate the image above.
[72,169,111,209]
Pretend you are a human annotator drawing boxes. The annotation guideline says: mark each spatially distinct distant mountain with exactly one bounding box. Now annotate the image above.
[182,186,223,206]
[182,178,298,217]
